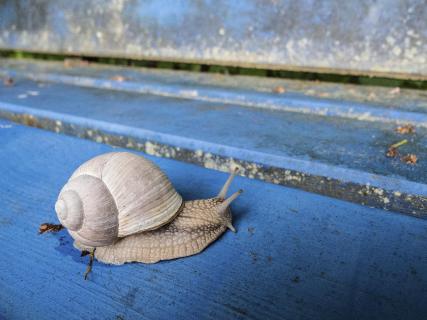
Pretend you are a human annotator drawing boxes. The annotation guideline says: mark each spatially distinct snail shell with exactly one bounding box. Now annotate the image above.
[55,152,183,247]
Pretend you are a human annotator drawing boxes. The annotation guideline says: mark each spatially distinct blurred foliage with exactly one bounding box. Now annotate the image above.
[0,50,425,90]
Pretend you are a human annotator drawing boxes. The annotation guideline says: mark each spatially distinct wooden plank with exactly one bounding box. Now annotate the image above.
[0,1,426,79]
[0,60,426,217]
[0,120,426,319]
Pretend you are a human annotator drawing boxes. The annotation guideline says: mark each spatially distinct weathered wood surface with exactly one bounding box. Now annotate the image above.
[0,120,426,319]
[0,0,426,79]
[0,59,426,217]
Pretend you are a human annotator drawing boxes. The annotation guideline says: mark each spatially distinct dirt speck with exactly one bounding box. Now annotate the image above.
[292,276,300,283]
[388,87,401,95]
[249,251,258,263]
[401,154,417,165]
[223,304,248,316]
[267,255,273,263]
[247,227,255,236]
[272,85,286,94]
[64,58,89,68]
[110,75,126,82]
[395,124,415,134]
[120,287,138,308]
[3,77,14,86]
[386,147,398,158]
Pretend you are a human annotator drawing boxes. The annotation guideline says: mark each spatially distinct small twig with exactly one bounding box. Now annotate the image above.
[390,139,408,149]
[84,249,96,280]
[39,223,64,234]
[386,139,408,158]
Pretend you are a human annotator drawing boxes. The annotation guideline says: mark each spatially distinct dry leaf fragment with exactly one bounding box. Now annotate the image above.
[39,223,64,234]
[386,147,398,158]
[273,85,286,94]
[395,124,415,134]
[3,77,14,86]
[401,154,417,165]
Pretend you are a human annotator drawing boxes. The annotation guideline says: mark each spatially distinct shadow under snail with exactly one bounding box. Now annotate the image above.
[40,152,243,279]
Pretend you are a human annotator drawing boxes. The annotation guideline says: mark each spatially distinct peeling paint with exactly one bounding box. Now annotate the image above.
[1,110,426,219]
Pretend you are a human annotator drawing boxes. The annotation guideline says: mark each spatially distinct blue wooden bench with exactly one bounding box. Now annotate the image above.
[0,1,426,319]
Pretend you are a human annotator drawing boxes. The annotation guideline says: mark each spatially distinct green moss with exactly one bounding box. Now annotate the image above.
[0,50,425,90]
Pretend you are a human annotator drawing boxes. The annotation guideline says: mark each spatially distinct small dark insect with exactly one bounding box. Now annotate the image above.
[272,85,286,94]
[3,77,14,86]
[39,223,64,234]
[401,154,417,165]
[395,124,415,134]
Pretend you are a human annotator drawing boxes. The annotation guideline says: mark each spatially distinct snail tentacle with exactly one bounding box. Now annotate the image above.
[218,167,239,199]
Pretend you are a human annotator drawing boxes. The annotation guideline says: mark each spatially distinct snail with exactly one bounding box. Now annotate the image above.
[42,152,242,278]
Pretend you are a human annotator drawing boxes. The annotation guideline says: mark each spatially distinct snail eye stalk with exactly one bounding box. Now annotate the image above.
[217,167,239,199]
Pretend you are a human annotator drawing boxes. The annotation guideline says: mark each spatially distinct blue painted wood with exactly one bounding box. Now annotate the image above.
[1,77,427,188]
[0,69,426,217]
[0,119,426,319]
[0,0,426,79]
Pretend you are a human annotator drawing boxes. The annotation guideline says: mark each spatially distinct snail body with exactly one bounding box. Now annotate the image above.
[89,195,239,265]
[55,152,241,266]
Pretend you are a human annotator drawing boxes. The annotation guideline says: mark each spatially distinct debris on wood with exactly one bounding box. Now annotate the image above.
[389,87,401,95]
[64,58,89,68]
[386,139,408,158]
[401,154,417,165]
[386,148,398,158]
[3,77,14,86]
[395,124,415,134]
[110,75,126,82]
[249,251,258,263]
[291,276,300,283]
[272,85,286,94]
[39,223,64,234]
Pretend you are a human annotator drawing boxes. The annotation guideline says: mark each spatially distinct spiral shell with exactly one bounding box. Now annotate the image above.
[55,152,183,247]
